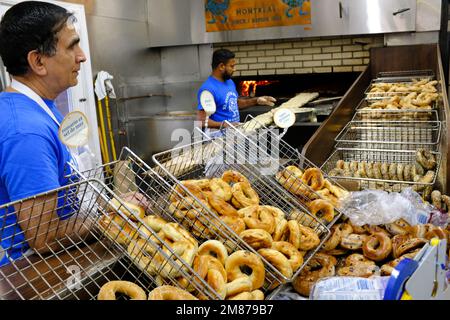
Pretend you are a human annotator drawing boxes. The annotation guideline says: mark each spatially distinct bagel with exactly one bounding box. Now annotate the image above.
[431,190,442,209]
[301,168,325,191]
[416,149,437,170]
[336,160,346,170]
[280,220,301,249]
[240,206,276,234]
[337,262,379,278]
[373,162,383,180]
[297,224,320,251]
[385,219,410,236]
[340,234,367,250]
[393,237,426,259]
[209,178,232,201]
[344,253,375,266]
[198,240,229,265]
[232,182,260,208]
[272,241,304,271]
[240,229,273,250]
[362,232,392,261]
[323,224,353,251]
[227,290,265,300]
[258,248,293,279]
[381,163,390,180]
[388,163,398,180]
[222,170,250,185]
[282,166,304,179]
[225,251,265,290]
[219,215,246,236]
[292,253,336,297]
[170,181,207,203]
[98,281,147,300]
[108,198,146,221]
[148,285,198,300]
[273,219,288,242]
[225,278,253,298]
[99,214,136,246]
[142,215,167,233]
[205,192,238,217]
[309,199,335,223]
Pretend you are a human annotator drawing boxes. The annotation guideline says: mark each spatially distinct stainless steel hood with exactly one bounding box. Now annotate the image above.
[147,0,417,47]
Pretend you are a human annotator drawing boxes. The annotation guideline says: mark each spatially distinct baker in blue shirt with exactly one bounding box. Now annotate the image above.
[0,2,91,266]
[197,49,277,129]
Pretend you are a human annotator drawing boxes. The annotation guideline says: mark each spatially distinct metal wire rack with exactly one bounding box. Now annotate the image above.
[364,70,439,99]
[74,147,293,299]
[352,108,439,122]
[0,178,217,300]
[321,148,441,193]
[334,121,441,151]
[218,117,348,220]
[152,136,332,284]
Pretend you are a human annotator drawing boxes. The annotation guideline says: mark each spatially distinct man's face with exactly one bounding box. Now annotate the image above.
[42,23,86,92]
[221,59,236,80]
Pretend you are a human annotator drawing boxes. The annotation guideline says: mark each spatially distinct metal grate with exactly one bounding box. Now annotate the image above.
[364,70,440,100]
[321,148,441,194]
[219,117,348,222]
[353,108,439,122]
[74,147,292,299]
[335,121,441,151]
[0,178,218,300]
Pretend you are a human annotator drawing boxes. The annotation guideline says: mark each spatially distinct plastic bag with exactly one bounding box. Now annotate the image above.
[310,276,391,300]
[340,188,437,227]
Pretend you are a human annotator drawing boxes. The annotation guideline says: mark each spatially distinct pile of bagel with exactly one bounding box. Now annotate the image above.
[167,170,325,280]
[328,149,437,193]
[101,209,268,300]
[292,217,449,297]
[129,214,268,300]
[98,281,198,300]
[276,166,349,221]
[368,79,438,98]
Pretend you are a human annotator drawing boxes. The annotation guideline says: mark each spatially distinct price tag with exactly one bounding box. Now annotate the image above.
[273,108,296,129]
[59,111,90,147]
[200,90,217,116]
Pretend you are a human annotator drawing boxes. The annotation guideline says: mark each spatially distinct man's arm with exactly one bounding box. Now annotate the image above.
[197,110,238,129]
[15,193,92,254]
[238,96,277,110]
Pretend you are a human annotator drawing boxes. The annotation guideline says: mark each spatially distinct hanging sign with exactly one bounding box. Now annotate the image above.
[205,0,311,32]
[59,111,90,147]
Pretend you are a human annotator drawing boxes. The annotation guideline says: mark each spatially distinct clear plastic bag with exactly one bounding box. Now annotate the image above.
[340,188,439,227]
[310,276,391,300]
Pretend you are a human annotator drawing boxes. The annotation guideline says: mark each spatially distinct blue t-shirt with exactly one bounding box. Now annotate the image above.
[0,92,76,266]
[197,76,240,123]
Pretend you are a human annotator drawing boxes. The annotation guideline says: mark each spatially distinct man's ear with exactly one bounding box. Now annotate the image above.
[27,50,48,77]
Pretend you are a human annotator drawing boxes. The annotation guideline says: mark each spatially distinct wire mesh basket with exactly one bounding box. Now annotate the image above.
[334,121,441,151]
[352,108,439,122]
[74,147,296,299]
[152,136,333,285]
[321,148,441,194]
[0,178,218,300]
[364,70,439,99]
[218,116,349,217]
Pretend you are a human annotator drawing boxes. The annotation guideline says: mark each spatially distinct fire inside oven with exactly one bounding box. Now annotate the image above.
[234,72,360,150]
[235,73,360,105]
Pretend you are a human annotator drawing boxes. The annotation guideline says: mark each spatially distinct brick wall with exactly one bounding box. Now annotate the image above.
[214,35,385,76]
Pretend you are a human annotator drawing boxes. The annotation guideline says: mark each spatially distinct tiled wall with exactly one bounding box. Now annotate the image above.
[214,35,385,76]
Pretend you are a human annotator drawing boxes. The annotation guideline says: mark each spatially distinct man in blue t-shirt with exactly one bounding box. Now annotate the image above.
[0,2,91,266]
[197,49,277,129]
